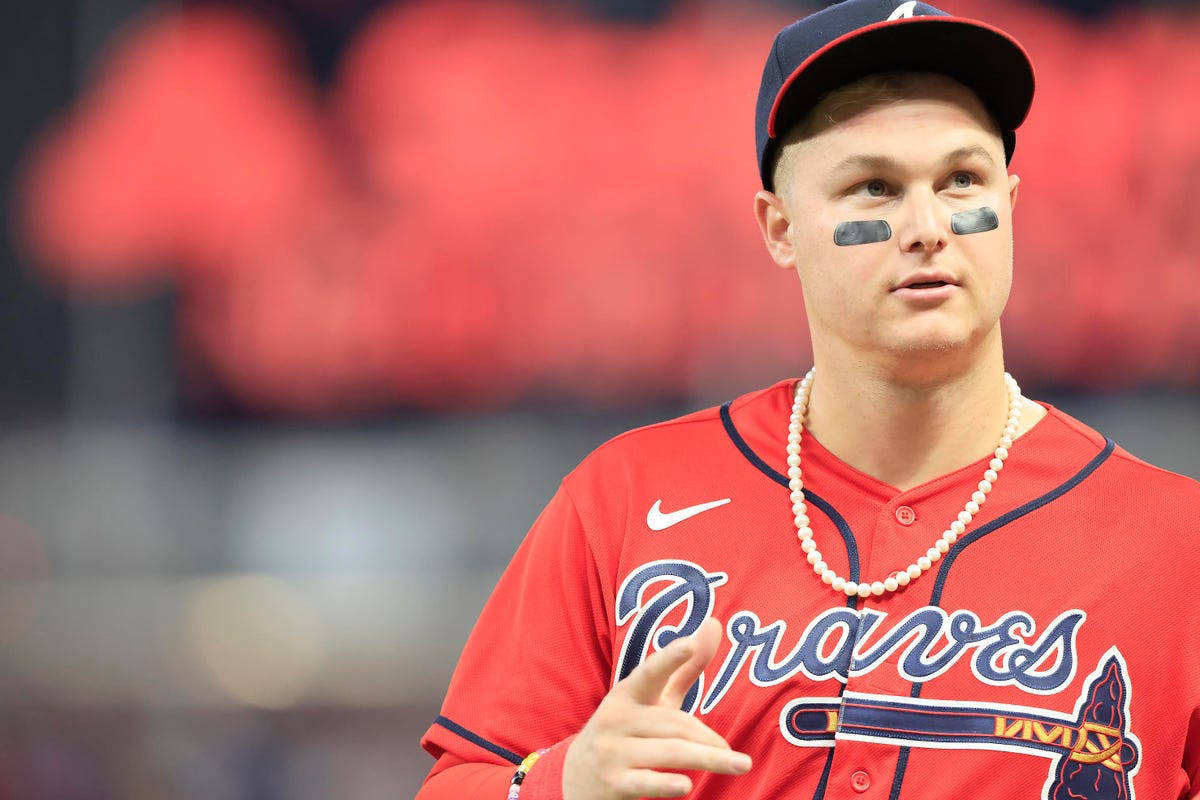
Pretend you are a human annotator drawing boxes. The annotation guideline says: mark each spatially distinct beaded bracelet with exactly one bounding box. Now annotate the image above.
[507,748,550,800]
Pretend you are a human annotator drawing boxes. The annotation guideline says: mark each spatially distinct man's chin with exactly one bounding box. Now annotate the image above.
[870,330,981,377]
[882,328,974,357]
[865,319,1005,376]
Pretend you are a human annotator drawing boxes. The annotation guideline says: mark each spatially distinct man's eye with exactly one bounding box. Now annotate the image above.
[951,172,976,189]
[863,180,887,197]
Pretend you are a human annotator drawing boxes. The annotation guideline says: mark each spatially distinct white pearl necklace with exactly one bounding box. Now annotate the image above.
[787,368,1022,598]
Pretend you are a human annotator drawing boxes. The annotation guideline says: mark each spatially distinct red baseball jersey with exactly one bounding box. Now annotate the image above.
[421,379,1200,800]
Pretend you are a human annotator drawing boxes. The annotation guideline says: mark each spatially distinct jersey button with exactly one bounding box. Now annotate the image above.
[895,505,916,525]
[851,770,871,792]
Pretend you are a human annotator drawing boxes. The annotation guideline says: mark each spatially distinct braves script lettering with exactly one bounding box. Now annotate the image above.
[615,560,1086,714]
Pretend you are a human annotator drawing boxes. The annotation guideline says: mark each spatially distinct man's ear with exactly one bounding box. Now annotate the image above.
[754,190,798,269]
[1008,173,1020,212]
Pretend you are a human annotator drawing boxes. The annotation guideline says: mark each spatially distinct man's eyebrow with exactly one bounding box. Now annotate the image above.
[828,153,900,176]
[827,144,997,177]
[943,144,996,168]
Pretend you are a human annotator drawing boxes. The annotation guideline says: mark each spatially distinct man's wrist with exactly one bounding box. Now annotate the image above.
[516,735,576,800]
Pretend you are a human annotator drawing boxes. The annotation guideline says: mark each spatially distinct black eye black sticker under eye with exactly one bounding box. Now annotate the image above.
[834,207,999,245]
[834,220,892,246]
[950,206,999,235]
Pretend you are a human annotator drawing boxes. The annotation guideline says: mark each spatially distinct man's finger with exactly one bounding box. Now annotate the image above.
[660,616,723,709]
[613,768,692,798]
[624,706,731,750]
[618,635,696,705]
[619,738,753,775]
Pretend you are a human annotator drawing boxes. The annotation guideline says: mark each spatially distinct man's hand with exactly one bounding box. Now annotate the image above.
[562,617,752,799]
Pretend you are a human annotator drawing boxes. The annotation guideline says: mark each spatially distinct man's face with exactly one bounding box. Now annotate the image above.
[757,74,1020,372]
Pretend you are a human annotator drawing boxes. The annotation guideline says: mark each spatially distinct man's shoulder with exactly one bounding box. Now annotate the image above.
[1043,402,1200,498]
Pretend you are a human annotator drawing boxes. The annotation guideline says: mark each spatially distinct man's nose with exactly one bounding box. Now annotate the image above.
[896,188,948,254]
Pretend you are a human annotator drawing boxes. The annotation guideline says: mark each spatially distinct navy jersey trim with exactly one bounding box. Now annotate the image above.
[719,399,859,800]
[927,437,1117,608]
[886,437,1116,800]
[888,748,911,800]
[719,401,862,586]
[811,747,837,800]
[433,715,523,765]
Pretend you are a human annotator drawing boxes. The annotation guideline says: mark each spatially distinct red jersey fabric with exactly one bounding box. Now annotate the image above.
[420,379,1200,800]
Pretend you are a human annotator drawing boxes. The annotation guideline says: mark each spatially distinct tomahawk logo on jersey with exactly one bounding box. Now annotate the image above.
[422,381,1200,800]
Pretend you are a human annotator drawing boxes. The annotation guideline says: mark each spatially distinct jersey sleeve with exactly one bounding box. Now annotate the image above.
[415,755,514,800]
[419,480,615,787]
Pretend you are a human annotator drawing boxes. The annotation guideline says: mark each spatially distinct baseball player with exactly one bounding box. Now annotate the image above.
[417,2,1200,799]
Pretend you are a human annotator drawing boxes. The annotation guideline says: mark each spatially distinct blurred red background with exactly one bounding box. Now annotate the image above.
[16,0,1200,415]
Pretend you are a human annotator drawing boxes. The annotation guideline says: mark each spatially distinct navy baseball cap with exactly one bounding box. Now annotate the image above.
[756,0,1035,190]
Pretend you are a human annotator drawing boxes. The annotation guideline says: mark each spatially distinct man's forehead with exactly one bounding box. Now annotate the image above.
[782,76,999,157]
[799,102,1005,173]
[819,74,998,133]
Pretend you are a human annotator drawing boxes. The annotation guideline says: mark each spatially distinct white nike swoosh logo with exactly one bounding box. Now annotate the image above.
[646,498,731,531]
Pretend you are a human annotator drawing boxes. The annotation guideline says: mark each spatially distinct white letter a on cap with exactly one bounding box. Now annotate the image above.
[887,1,918,19]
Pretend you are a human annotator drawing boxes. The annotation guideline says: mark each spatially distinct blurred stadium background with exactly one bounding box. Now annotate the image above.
[1,0,1198,797]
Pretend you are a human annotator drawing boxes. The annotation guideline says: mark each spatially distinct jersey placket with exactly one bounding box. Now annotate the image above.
[820,481,965,800]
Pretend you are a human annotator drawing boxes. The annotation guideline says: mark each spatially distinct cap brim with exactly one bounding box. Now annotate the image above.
[764,16,1035,188]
